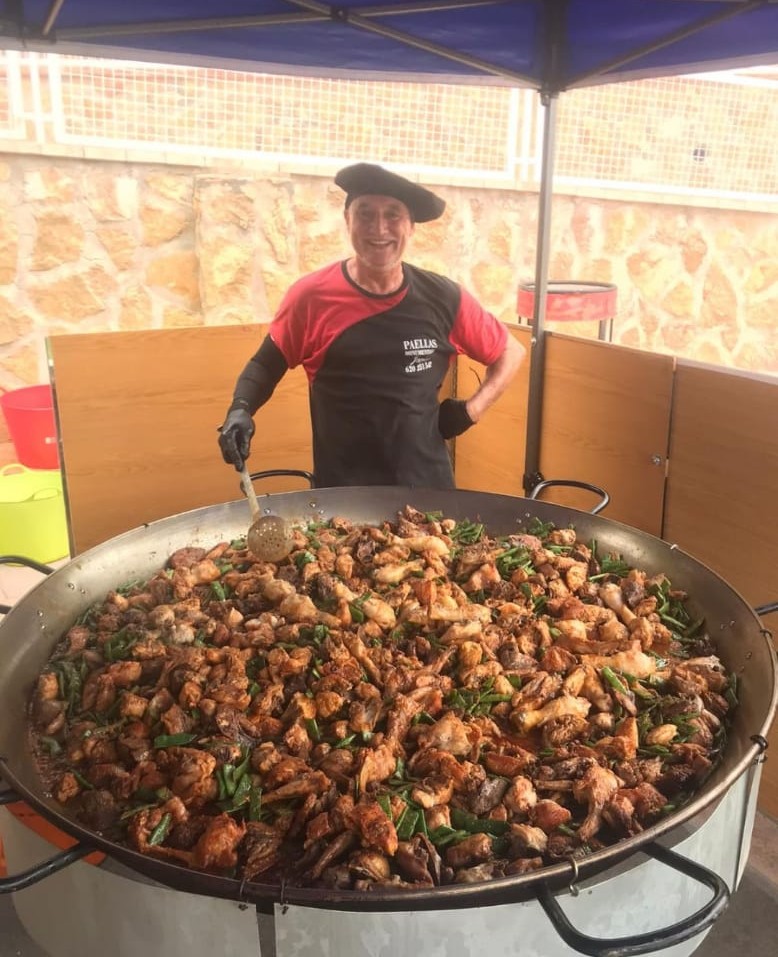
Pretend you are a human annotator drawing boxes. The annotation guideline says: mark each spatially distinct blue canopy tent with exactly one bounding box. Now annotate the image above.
[2,1,777,489]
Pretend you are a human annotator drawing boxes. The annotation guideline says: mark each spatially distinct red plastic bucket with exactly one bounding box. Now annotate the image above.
[0,384,60,469]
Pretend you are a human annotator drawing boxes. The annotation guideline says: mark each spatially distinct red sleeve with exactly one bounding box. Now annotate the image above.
[268,279,309,368]
[449,287,509,365]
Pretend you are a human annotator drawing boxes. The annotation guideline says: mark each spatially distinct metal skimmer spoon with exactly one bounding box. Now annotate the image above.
[239,465,294,562]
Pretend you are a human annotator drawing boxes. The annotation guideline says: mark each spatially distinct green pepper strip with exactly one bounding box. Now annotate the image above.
[395,808,419,841]
[248,785,263,821]
[72,770,93,791]
[153,732,197,748]
[427,825,470,848]
[450,807,508,836]
[306,718,321,742]
[601,666,629,696]
[148,812,173,846]
[333,734,357,750]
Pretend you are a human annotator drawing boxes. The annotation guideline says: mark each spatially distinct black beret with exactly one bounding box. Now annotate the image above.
[335,162,446,223]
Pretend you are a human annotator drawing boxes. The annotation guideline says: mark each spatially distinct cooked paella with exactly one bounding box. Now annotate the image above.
[30,506,736,890]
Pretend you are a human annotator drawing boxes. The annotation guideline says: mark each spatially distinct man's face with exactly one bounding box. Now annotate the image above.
[345,195,414,273]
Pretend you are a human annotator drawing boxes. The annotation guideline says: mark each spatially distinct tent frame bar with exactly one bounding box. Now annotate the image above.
[567,0,770,89]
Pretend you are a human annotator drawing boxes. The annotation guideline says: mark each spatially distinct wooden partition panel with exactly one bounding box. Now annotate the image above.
[454,326,531,496]
[664,362,778,817]
[664,363,778,605]
[49,326,312,554]
[538,334,674,534]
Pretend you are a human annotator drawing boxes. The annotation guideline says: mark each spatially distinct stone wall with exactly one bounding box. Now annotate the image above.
[1,154,776,464]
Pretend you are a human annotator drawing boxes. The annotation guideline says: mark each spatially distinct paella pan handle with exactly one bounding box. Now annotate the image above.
[537,841,729,957]
[247,469,316,487]
[0,788,93,893]
[528,479,610,515]
[0,555,55,615]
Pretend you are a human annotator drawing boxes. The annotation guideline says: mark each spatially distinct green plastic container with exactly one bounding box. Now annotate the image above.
[0,464,69,563]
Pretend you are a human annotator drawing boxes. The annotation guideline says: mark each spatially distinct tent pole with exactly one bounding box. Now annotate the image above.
[522,89,558,494]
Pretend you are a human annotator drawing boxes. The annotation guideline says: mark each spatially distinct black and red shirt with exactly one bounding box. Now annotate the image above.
[269,261,508,488]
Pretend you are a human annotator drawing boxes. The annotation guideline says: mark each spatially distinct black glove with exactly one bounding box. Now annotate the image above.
[438,398,474,440]
[218,407,255,471]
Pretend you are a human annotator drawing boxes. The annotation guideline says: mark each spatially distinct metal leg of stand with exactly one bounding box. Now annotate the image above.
[598,317,614,341]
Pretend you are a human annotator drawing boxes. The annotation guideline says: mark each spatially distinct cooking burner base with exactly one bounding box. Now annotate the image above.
[0,766,761,957]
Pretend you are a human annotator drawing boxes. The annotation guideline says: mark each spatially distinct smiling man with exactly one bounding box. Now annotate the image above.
[218,162,525,488]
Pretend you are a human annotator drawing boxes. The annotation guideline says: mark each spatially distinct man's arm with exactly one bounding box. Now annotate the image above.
[464,331,526,423]
[229,336,289,414]
[218,336,289,470]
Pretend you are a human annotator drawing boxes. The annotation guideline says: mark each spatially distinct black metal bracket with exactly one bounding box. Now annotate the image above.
[538,841,730,957]
[0,555,55,574]
[240,469,316,497]
[528,478,611,515]
[523,470,544,495]
[750,734,769,753]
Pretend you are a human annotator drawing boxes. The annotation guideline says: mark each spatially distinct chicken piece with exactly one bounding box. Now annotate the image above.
[598,616,630,644]
[162,746,218,806]
[242,821,284,877]
[118,691,148,719]
[424,804,452,832]
[530,799,572,834]
[645,724,678,746]
[311,831,358,880]
[553,618,589,643]
[262,771,331,804]
[54,771,81,803]
[512,672,563,711]
[384,693,419,748]
[411,775,454,809]
[352,802,399,856]
[348,694,382,734]
[192,814,246,871]
[278,593,322,623]
[148,604,175,629]
[507,823,548,857]
[603,782,668,836]
[373,561,424,584]
[540,646,578,675]
[670,657,729,695]
[462,563,502,594]
[595,716,640,760]
[316,690,345,719]
[429,598,492,624]
[599,583,637,624]
[564,562,590,592]
[104,661,143,688]
[395,534,450,557]
[512,694,591,734]
[439,621,483,645]
[417,712,472,757]
[457,640,484,676]
[259,755,310,789]
[250,683,285,717]
[357,743,398,793]
[503,775,538,816]
[408,749,471,790]
[349,850,393,883]
[483,750,535,778]
[36,672,60,702]
[541,713,589,749]
[361,596,397,630]
[445,833,493,869]
[581,646,657,680]
[572,765,622,841]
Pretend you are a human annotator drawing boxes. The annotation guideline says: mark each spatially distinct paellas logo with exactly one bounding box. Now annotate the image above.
[403,336,437,374]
